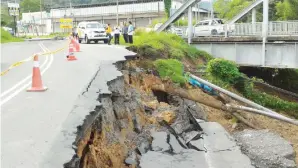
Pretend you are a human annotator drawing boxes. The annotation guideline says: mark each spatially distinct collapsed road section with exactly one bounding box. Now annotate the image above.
[40,47,297,168]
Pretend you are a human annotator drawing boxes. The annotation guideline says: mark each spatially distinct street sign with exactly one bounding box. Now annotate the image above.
[60,25,73,29]
[60,18,73,29]
[60,18,73,23]
[7,3,20,16]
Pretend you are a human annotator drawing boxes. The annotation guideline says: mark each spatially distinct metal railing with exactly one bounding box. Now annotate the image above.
[176,20,298,37]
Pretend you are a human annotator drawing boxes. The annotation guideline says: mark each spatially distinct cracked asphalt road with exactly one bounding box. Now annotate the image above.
[1,41,133,168]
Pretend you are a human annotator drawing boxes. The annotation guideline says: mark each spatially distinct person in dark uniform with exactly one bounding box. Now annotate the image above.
[114,26,120,45]
[122,22,128,43]
[72,27,79,39]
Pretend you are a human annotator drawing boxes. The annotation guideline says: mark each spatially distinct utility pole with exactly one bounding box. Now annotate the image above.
[116,0,119,26]
[40,0,42,35]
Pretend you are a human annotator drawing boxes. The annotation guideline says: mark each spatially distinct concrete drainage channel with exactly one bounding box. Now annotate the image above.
[42,55,297,168]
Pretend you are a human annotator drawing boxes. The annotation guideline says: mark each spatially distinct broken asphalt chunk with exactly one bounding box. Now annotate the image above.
[182,131,201,144]
[169,134,184,154]
[138,140,151,155]
[188,139,206,152]
[187,106,203,131]
[151,132,171,152]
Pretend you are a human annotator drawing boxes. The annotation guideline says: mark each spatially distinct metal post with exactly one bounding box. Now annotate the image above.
[210,0,214,19]
[252,8,256,34]
[188,6,193,44]
[197,3,200,23]
[116,0,119,26]
[195,5,198,23]
[262,0,269,67]
[14,15,17,36]
[40,0,42,36]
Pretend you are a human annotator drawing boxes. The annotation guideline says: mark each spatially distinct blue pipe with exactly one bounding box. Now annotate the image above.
[188,78,218,96]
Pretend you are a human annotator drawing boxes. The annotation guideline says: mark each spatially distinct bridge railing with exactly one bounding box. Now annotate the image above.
[177,20,298,37]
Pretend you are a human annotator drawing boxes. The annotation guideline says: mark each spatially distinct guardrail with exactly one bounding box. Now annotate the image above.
[176,21,298,37]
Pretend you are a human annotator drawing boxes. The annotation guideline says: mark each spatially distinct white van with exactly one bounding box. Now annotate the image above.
[77,21,109,44]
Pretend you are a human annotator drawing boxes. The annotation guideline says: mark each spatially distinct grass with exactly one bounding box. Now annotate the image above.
[129,31,212,61]
[154,59,186,86]
[1,28,24,43]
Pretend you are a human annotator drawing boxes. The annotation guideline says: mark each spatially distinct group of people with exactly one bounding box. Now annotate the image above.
[105,21,134,45]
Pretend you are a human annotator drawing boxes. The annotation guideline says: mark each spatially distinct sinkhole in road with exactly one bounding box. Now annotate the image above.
[64,58,208,168]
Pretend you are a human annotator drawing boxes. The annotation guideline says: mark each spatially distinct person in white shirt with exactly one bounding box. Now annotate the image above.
[114,26,120,45]
[127,21,134,44]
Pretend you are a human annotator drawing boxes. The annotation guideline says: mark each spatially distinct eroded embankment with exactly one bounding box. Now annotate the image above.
[63,57,213,168]
[63,56,298,168]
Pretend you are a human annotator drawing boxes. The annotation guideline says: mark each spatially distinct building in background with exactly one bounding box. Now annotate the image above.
[19,0,213,34]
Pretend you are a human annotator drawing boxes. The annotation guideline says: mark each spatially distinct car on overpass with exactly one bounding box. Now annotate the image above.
[186,18,234,37]
[77,21,109,44]
[154,23,183,37]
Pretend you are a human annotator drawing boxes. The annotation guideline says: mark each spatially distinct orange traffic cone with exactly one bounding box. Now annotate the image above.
[75,36,80,52]
[67,43,77,61]
[69,37,76,52]
[27,55,48,92]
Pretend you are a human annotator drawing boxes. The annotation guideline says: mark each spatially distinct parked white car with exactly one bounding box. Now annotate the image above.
[186,19,230,37]
[153,23,183,36]
[77,21,109,44]
[167,25,183,36]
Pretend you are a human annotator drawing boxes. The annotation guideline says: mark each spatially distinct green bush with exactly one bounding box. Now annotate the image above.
[154,59,186,85]
[206,58,241,84]
[1,28,24,43]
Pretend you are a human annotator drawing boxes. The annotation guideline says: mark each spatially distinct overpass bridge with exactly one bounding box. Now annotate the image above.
[155,0,298,68]
[183,21,298,69]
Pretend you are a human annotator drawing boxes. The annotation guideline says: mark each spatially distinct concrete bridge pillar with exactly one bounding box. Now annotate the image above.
[188,6,193,44]
[262,0,269,66]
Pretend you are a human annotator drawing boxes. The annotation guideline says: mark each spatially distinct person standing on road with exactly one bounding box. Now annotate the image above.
[128,21,134,44]
[114,26,120,45]
[106,23,112,45]
[122,22,128,43]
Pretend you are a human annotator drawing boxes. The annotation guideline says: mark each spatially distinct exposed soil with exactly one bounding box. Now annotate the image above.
[129,57,298,164]
[69,55,298,168]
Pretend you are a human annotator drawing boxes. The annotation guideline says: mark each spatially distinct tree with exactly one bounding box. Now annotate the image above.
[275,0,298,20]
[164,0,172,18]
[214,0,252,21]
[20,0,41,13]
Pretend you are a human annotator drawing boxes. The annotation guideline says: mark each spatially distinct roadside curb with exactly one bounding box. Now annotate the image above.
[25,37,67,41]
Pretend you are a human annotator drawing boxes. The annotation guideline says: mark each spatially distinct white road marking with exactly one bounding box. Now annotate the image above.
[1,43,49,98]
[0,43,54,106]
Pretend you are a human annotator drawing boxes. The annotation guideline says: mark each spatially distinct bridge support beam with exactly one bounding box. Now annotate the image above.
[252,8,256,34]
[188,6,193,44]
[262,0,269,66]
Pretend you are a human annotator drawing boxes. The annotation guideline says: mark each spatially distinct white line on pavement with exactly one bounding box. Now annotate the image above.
[0,43,49,98]
[0,43,54,106]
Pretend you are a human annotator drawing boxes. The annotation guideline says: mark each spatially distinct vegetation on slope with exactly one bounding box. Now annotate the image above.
[1,28,24,43]
[206,58,298,118]
[129,31,212,61]
[127,31,298,118]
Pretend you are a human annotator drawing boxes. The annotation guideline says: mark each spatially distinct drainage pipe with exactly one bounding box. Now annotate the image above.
[227,105,298,126]
[189,74,294,121]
